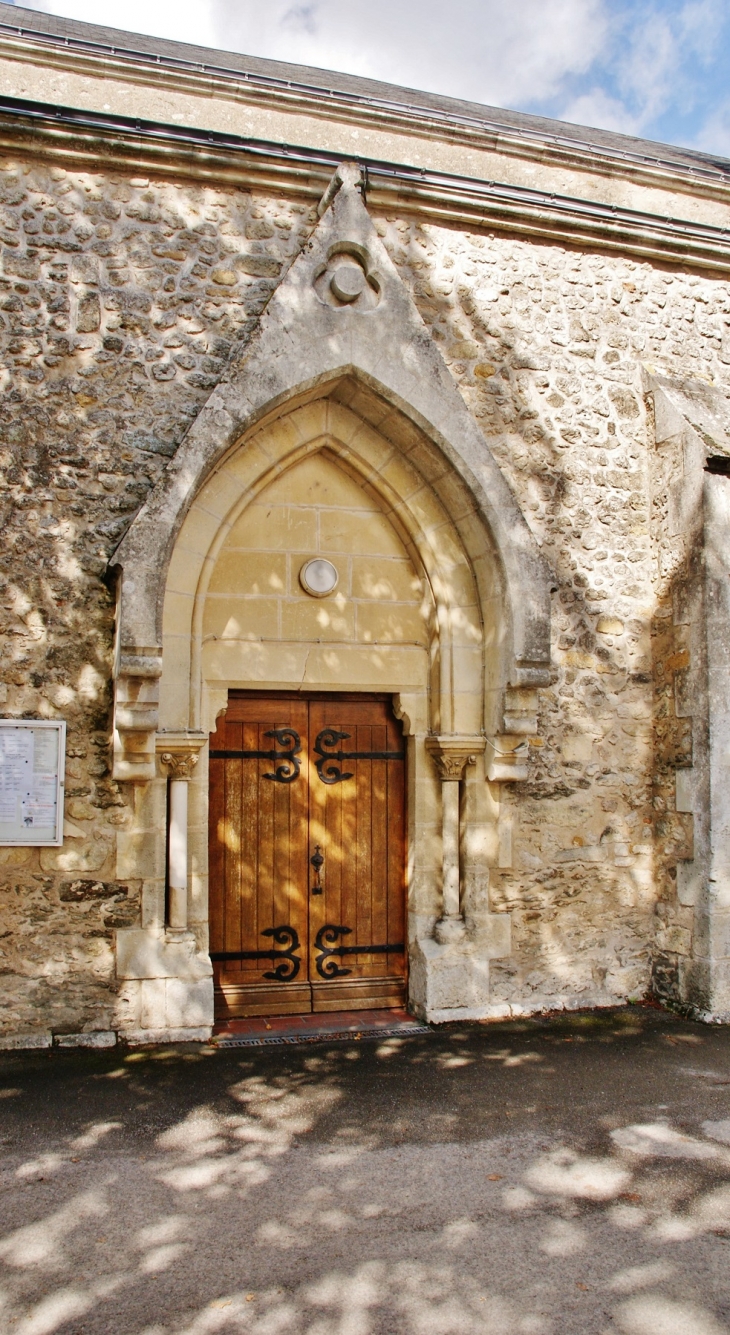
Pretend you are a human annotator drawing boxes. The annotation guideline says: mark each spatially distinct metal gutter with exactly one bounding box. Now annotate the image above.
[0,96,729,273]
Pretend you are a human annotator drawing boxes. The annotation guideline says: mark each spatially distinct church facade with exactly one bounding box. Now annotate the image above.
[1,5,730,1045]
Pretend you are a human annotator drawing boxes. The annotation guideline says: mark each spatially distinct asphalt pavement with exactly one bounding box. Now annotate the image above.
[2,1005,730,1334]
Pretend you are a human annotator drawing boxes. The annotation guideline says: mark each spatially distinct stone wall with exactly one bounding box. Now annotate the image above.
[0,159,315,1039]
[375,217,730,1013]
[2,151,730,1036]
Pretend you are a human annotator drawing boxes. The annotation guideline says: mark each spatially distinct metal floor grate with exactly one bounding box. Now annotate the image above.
[213,1022,431,1048]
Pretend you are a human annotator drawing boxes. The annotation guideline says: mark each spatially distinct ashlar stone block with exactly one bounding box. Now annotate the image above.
[410,936,492,1023]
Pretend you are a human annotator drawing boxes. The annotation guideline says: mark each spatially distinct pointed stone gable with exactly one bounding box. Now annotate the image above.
[111,162,552,779]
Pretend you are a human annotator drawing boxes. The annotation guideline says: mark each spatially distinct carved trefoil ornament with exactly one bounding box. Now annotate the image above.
[313,242,381,311]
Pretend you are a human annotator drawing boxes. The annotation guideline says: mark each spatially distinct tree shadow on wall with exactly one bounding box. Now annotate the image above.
[394,220,690,1009]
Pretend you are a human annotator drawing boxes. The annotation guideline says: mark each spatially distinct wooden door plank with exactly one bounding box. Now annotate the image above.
[355,722,372,968]
[240,720,260,958]
[334,710,356,966]
[224,719,243,959]
[386,713,406,970]
[311,977,407,1011]
[288,699,310,978]
[307,700,331,987]
[257,719,275,979]
[370,724,388,979]
[210,695,311,1018]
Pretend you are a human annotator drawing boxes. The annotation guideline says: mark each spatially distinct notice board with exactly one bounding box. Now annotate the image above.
[0,720,66,846]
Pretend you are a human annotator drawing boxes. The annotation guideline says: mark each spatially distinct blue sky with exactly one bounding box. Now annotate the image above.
[10,0,730,159]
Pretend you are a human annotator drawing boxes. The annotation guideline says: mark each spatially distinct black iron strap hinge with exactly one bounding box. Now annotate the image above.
[313,728,405,785]
[210,925,301,980]
[209,728,301,783]
[314,924,405,978]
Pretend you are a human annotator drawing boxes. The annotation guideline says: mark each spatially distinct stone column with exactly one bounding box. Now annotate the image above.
[159,739,205,935]
[426,737,484,944]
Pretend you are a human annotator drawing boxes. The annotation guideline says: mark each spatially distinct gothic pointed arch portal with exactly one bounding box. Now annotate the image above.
[110,165,553,1038]
[179,388,487,742]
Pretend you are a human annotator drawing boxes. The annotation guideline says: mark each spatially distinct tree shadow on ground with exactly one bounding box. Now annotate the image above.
[2,1007,730,1333]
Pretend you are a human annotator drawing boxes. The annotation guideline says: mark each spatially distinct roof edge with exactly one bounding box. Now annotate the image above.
[1,1,729,202]
[1,97,730,276]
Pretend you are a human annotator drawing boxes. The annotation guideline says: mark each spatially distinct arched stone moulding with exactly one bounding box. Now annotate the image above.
[149,391,517,1025]
[175,399,485,741]
[111,163,552,781]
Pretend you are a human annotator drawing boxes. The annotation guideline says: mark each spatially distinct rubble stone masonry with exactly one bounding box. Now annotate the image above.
[1,153,729,1037]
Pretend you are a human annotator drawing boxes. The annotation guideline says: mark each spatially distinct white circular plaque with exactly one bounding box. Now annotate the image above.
[300,558,339,597]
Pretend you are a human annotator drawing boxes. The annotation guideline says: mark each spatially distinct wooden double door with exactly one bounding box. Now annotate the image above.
[209,693,407,1018]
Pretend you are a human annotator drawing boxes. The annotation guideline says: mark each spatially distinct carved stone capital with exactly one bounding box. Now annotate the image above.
[425,736,485,782]
[156,732,207,782]
[160,751,198,781]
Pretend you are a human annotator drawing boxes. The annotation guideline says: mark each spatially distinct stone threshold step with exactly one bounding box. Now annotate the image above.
[212,1007,430,1048]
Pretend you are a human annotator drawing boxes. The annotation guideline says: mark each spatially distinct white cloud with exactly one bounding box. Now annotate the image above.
[208,0,609,108]
[694,100,730,157]
[599,0,726,133]
[616,12,683,123]
[29,0,608,110]
[677,0,726,62]
[557,88,641,137]
[24,0,219,49]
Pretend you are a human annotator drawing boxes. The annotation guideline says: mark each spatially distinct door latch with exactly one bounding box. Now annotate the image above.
[310,844,324,894]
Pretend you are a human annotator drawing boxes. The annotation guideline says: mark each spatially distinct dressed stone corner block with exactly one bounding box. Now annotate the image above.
[115,929,214,1039]
[485,735,530,782]
[113,652,163,783]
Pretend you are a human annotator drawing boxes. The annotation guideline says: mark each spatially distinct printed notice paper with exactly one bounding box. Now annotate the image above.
[0,722,65,845]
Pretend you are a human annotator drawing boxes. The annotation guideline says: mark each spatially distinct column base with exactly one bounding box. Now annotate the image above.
[116,977,214,1036]
[434,915,468,945]
[409,914,512,1023]
[115,927,214,1036]
[164,927,196,945]
[125,1026,213,1046]
[409,935,490,1021]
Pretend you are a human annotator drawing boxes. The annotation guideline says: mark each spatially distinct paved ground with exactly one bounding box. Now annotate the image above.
[2,1006,730,1334]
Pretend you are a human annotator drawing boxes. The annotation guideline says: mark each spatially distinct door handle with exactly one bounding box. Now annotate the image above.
[310,845,324,895]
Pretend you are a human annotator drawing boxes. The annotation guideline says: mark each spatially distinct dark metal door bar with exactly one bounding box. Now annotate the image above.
[313,728,405,784]
[209,728,301,782]
[210,925,301,980]
[314,924,405,978]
